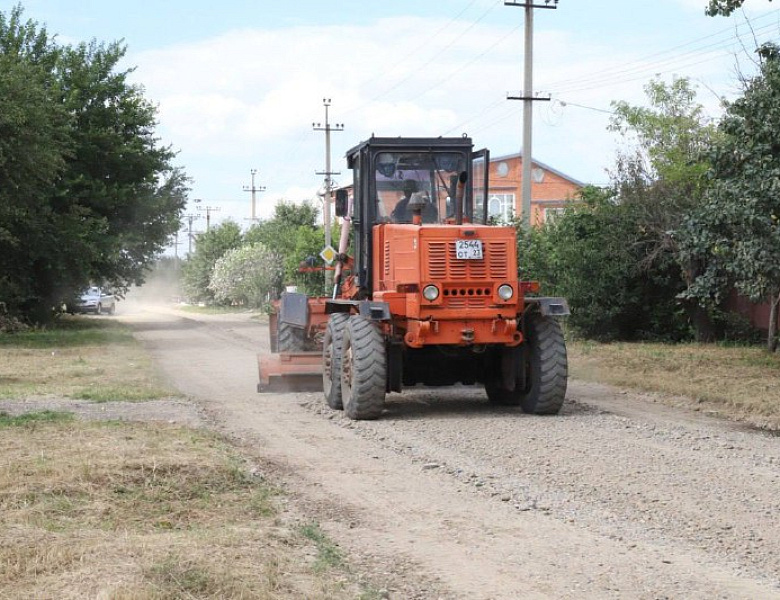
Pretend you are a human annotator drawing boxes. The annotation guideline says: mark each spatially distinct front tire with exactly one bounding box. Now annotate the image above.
[277,321,306,352]
[520,313,568,414]
[485,312,568,415]
[323,313,350,410]
[341,316,386,420]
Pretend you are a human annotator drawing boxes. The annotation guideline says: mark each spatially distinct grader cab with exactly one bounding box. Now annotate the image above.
[259,136,569,419]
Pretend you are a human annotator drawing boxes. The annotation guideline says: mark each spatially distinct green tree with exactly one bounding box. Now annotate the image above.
[55,39,188,296]
[0,7,69,320]
[706,0,772,16]
[609,77,721,341]
[181,221,243,304]
[244,200,326,296]
[0,5,187,322]
[522,186,689,341]
[683,44,780,351]
[520,79,720,341]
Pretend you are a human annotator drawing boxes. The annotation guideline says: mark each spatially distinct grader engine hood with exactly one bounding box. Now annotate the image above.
[371,223,523,325]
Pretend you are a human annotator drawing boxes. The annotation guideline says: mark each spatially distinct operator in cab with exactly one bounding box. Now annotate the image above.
[391,179,438,223]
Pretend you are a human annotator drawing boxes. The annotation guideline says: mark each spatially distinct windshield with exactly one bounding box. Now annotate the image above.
[373,151,467,224]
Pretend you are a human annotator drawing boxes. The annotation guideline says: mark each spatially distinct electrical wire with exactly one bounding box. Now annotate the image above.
[406,23,522,104]
[341,0,504,118]
[452,10,779,140]
[544,10,780,95]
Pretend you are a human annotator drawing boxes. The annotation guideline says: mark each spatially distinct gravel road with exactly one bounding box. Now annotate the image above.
[122,304,780,600]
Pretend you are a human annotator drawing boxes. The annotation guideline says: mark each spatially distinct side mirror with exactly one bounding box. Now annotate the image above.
[335,189,348,217]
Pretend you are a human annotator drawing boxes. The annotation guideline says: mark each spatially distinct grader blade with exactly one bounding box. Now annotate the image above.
[257,352,323,393]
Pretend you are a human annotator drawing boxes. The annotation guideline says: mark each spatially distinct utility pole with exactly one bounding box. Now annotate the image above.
[182,213,201,256]
[506,0,557,228]
[313,98,344,290]
[197,205,221,232]
[243,168,266,222]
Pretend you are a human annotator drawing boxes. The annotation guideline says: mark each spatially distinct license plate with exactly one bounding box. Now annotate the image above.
[455,239,483,260]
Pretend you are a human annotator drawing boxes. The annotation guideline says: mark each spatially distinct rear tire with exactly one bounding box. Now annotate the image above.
[277,321,306,352]
[341,316,386,420]
[485,312,567,414]
[323,313,350,410]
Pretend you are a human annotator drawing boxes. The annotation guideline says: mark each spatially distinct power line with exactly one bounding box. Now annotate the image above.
[349,0,483,94]
[543,10,780,94]
[406,23,522,105]
[342,0,504,117]
[444,10,779,141]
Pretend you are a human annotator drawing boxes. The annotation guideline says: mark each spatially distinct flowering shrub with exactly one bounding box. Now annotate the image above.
[208,243,283,308]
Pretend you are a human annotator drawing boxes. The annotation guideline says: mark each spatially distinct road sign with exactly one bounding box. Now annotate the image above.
[319,245,337,265]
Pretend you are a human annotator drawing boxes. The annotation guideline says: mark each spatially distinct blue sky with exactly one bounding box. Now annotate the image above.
[12,0,780,244]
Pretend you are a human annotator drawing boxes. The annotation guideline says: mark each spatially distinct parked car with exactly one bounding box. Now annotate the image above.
[74,287,116,315]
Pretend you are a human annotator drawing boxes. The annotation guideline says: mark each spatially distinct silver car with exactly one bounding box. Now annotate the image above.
[76,287,116,315]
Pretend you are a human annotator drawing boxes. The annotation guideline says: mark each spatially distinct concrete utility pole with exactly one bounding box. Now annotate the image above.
[506,0,557,228]
[243,169,266,222]
[197,204,221,232]
[313,98,344,290]
[182,213,201,256]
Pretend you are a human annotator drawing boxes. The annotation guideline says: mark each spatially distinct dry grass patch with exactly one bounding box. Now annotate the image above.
[0,318,176,402]
[0,419,366,599]
[569,340,780,427]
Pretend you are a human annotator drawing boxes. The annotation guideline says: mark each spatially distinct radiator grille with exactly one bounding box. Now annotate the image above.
[425,240,509,281]
[428,242,448,279]
[443,287,493,308]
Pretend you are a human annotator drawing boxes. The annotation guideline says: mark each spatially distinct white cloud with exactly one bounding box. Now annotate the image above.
[125,8,763,234]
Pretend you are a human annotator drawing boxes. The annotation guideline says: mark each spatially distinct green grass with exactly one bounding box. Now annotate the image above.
[568,339,780,426]
[0,317,134,348]
[71,383,173,403]
[299,522,345,572]
[0,410,74,428]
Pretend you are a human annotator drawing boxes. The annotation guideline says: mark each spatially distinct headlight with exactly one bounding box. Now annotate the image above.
[422,285,440,301]
[497,284,514,301]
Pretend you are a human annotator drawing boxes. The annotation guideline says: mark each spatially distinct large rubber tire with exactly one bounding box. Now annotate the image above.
[277,320,306,352]
[485,313,568,415]
[95,303,102,315]
[341,316,386,420]
[323,313,350,410]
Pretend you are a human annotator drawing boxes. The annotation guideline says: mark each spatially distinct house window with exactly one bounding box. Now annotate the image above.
[544,206,566,222]
[488,193,515,222]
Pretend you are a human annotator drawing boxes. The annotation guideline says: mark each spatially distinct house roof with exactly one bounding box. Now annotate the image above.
[490,152,586,188]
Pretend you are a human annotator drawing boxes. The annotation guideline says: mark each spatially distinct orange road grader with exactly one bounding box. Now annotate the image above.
[258,135,569,419]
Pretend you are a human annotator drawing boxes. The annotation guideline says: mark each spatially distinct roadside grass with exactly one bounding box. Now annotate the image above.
[569,339,780,426]
[0,317,176,402]
[299,522,346,573]
[0,410,74,427]
[0,417,367,599]
[175,304,270,324]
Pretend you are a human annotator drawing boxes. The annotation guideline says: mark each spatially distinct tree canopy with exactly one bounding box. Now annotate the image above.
[706,0,772,16]
[0,5,187,322]
[682,44,780,350]
[244,200,326,297]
